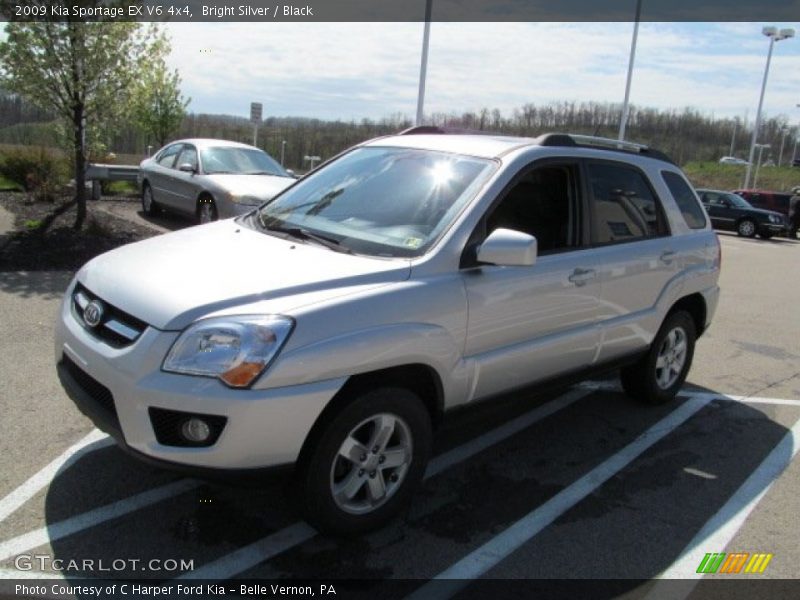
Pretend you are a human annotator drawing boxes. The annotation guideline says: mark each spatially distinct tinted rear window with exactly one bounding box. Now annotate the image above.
[661,171,707,229]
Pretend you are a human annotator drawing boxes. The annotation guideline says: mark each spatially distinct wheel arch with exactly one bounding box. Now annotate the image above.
[668,293,707,338]
[295,363,444,468]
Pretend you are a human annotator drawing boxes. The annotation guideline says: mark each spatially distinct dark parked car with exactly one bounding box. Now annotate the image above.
[696,189,787,239]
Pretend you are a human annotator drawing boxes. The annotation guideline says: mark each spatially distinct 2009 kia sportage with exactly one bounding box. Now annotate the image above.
[55,129,720,534]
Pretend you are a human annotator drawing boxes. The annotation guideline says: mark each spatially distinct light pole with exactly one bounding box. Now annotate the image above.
[743,26,794,189]
[281,140,287,166]
[753,143,770,189]
[415,0,433,126]
[618,0,643,141]
[778,127,789,167]
[729,118,737,156]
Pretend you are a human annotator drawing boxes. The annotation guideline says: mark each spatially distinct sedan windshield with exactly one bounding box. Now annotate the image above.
[201,146,288,176]
[725,193,753,209]
[255,147,495,257]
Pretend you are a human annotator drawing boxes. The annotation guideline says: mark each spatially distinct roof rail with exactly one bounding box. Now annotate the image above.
[398,125,505,137]
[537,133,675,164]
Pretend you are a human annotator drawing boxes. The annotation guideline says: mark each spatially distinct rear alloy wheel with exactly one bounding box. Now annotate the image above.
[621,310,696,405]
[197,197,218,224]
[297,387,432,535]
[737,219,756,238]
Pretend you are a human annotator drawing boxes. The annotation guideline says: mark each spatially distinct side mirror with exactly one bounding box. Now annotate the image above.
[285,169,298,178]
[476,228,538,267]
[178,162,196,173]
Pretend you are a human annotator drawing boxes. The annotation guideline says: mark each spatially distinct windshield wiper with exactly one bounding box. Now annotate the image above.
[244,170,278,175]
[257,217,351,254]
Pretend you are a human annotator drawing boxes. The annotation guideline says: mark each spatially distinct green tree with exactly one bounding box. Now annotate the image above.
[134,60,190,149]
[0,10,167,228]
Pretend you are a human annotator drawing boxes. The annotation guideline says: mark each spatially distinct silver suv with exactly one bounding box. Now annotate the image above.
[55,129,720,534]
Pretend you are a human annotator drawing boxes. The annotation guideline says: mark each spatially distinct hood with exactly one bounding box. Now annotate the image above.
[744,206,785,219]
[205,173,293,201]
[78,220,411,330]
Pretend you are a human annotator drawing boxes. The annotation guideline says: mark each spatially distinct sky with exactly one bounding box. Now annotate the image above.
[163,22,800,125]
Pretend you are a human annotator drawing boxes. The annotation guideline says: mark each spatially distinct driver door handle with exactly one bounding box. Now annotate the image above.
[568,268,596,286]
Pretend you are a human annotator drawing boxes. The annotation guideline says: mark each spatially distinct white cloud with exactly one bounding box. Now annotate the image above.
[164,21,800,123]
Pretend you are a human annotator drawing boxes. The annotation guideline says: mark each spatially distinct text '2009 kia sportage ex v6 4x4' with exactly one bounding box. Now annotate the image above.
[55,130,720,535]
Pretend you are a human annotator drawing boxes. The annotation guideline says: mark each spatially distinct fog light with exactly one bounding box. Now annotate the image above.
[181,418,211,443]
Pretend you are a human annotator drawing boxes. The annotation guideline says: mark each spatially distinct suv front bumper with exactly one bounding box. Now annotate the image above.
[55,284,346,470]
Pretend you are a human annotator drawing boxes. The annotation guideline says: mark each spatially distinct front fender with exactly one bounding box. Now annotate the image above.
[254,322,468,404]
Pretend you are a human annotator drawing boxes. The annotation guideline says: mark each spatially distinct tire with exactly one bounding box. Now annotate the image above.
[736,219,756,238]
[620,311,696,405]
[197,197,218,224]
[296,387,432,536]
[141,183,160,216]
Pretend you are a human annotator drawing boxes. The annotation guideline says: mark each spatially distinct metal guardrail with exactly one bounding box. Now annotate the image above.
[86,163,139,200]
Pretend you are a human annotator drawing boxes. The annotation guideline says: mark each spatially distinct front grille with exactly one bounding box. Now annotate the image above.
[149,407,227,448]
[72,283,148,348]
[61,355,119,430]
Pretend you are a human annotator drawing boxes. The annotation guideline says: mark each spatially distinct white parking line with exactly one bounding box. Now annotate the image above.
[426,387,590,478]
[580,381,800,407]
[175,387,592,582]
[177,522,317,581]
[404,396,712,600]
[0,479,199,562]
[0,429,112,524]
[645,415,800,596]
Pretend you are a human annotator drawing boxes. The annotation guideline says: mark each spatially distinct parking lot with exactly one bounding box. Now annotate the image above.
[1,220,799,598]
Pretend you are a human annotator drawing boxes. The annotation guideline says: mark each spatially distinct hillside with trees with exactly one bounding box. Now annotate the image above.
[1,88,797,177]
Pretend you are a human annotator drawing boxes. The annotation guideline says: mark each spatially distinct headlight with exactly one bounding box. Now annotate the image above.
[768,214,780,224]
[162,315,294,388]
[226,192,262,206]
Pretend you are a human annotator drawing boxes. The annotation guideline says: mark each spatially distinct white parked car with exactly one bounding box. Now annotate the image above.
[718,156,749,165]
[138,138,296,224]
[56,129,720,534]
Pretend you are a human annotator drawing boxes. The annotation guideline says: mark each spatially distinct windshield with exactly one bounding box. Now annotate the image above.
[254,146,495,257]
[725,193,753,209]
[201,146,288,176]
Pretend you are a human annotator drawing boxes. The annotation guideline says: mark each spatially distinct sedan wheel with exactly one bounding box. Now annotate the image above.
[141,184,159,216]
[197,199,218,224]
[737,219,756,238]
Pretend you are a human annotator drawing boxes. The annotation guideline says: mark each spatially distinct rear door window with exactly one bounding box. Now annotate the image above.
[661,171,707,229]
[587,162,668,245]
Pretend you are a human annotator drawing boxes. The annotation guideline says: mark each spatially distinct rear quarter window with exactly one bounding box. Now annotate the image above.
[661,171,707,229]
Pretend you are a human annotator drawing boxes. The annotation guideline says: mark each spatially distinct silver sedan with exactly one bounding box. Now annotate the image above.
[138,138,296,223]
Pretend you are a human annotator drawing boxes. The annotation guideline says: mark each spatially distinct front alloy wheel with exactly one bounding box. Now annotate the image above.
[330,413,412,515]
[297,387,432,535]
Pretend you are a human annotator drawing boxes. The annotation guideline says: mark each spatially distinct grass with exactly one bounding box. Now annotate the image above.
[104,180,138,195]
[0,174,22,191]
[683,161,800,192]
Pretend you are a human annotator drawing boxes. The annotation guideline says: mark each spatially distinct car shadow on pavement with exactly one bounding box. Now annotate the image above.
[36,382,795,595]
[0,270,72,300]
[136,209,191,233]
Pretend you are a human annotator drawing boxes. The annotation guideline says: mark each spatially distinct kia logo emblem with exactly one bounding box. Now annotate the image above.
[83,300,105,328]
